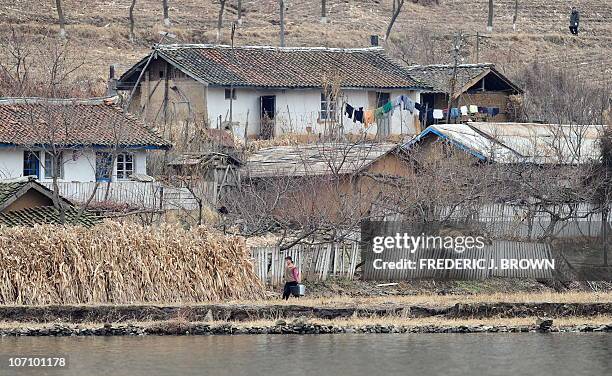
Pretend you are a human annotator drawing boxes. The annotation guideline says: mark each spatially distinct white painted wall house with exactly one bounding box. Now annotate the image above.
[0,97,170,183]
[118,45,428,140]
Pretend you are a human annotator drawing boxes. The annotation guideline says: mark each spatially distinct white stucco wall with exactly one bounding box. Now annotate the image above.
[206,87,422,140]
[0,147,149,183]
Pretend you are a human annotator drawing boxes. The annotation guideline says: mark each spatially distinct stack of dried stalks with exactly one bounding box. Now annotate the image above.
[0,222,264,305]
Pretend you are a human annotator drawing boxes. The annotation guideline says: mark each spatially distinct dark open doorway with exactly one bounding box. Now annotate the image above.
[260,95,276,140]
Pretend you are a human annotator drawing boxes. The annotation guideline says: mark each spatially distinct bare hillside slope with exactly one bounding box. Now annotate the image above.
[1,0,610,91]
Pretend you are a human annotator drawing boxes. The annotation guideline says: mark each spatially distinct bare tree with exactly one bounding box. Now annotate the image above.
[217,0,227,42]
[321,0,327,23]
[487,0,494,32]
[129,0,137,42]
[279,0,285,47]
[55,0,67,38]
[385,0,404,41]
[513,0,519,31]
[162,0,171,27]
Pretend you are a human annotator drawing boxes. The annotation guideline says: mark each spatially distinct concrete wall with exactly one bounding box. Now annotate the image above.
[0,147,148,182]
[207,87,421,140]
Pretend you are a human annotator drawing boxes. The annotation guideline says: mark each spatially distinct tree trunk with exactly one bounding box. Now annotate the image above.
[129,0,137,42]
[385,0,404,41]
[55,0,66,37]
[217,0,226,43]
[487,0,494,32]
[51,153,66,225]
[321,0,327,23]
[237,0,243,25]
[512,0,518,31]
[279,0,285,47]
[162,0,170,26]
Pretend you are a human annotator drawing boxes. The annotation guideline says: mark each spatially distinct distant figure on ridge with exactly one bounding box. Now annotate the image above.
[569,7,580,35]
[282,256,301,300]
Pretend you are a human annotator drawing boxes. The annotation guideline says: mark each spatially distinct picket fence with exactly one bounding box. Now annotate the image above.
[250,243,360,286]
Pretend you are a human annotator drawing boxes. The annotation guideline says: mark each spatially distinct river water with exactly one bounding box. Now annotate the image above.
[1,334,610,376]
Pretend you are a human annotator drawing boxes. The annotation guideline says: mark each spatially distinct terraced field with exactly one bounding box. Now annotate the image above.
[1,0,610,91]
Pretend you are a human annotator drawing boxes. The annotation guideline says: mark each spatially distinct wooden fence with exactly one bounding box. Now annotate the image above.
[250,239,561,283]
[42,181,206,211]
[251,243,360,286]
[361,240,554,281]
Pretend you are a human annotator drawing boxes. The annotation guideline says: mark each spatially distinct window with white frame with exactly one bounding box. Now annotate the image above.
[320,91,336,121]
[44,152,63,179]
[116,153,134,180]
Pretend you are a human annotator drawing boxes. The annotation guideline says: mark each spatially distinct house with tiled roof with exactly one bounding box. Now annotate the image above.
[118,44,429,140]
[0,177,101,227]
[405,64,523,126]
[0,96,170,184]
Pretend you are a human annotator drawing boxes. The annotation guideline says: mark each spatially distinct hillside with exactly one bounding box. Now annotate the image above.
[1,0,611,93]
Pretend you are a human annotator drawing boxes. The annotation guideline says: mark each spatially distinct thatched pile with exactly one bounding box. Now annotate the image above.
[0,222,264,305]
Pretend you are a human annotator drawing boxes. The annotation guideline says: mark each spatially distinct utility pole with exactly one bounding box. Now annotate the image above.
[279,0,285,47]
[446,33,461,124]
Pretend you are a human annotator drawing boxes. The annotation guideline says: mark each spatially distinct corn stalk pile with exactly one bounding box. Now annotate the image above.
[0,222,265,305]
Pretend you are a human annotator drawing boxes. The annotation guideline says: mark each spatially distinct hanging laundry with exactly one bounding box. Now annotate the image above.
[450,108,460,119]
[460,106,468,116]
[486,107,500,117]
[345,103,354,119]
[414,102,425,112]
[374,106,385,118]
[402,96,416,113]
[382,101,393,114]
[393,96,403,107]
[433,109,444,119]
[364,110,375,128]
[353,107,364,123]
[478,107,487,114]
[469,105,478,114]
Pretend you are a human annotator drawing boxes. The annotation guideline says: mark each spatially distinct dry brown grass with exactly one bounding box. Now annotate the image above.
[0,222,265,305]
[228,315,612,328]
[2,0,611,87]
[225,291,612,307]
[2,315,608,330]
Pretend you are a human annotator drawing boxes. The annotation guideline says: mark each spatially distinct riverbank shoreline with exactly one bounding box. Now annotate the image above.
[2,301,611,323]
[2,318,612,337]
[3,292,611,337]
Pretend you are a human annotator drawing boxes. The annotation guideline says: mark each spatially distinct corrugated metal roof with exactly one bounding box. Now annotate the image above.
[404,122,606,164]
[245,142,398,178]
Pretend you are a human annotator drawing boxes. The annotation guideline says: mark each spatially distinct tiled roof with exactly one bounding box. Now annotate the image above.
[122,45,426,89]
[0,178,73,211]
[245,142,398,178]
[0,180,28,206]
[0,206,101,227]
[405,64,521,95]
[0,97,171,148]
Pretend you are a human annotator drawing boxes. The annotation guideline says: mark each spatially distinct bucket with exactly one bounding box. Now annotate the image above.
[290,284,305,297]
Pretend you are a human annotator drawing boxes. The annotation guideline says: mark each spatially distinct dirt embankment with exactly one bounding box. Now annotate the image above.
[1,302,611,324]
